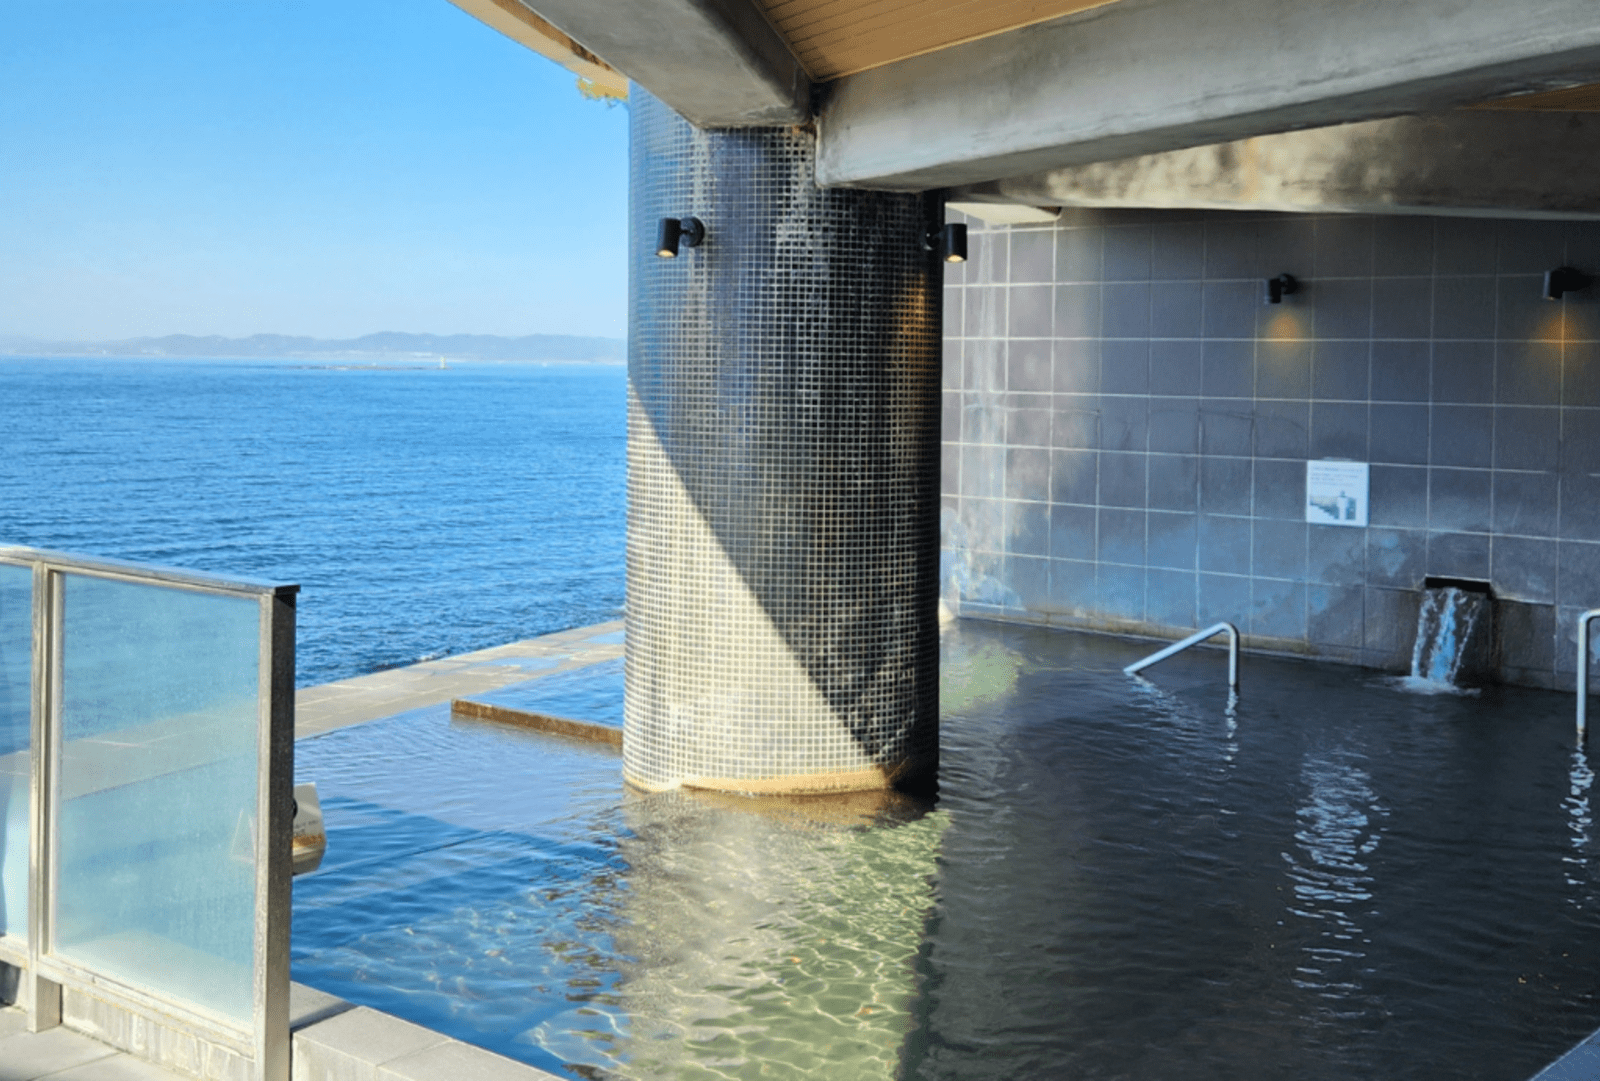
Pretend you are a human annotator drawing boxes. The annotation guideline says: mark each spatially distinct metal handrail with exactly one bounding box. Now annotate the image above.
[1124,621,1239,690]
[1578,609,1600,742]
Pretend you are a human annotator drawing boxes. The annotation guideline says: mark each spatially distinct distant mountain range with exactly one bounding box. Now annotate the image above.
[0,332,625,363]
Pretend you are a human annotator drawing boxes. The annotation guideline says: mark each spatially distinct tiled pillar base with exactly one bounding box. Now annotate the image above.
[624,90,941,794]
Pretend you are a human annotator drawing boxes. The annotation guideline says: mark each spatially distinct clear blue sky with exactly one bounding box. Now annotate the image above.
[0,1,629,341]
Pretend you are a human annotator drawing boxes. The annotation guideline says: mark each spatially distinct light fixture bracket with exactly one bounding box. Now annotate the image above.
[656,216,706,258]
[925,222,968,263]
[1544,266,1590,300]
[1265,273,1299,305]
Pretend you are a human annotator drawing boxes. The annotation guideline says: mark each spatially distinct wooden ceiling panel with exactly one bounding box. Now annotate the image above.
[1472,82,1600,111]
[756,0,1122,80]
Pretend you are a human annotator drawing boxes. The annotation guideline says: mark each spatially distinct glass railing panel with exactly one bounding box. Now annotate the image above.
[54,572,261,1026]
[0,563,29,943]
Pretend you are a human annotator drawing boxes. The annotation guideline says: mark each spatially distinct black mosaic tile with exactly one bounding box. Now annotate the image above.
[628,90,938,792]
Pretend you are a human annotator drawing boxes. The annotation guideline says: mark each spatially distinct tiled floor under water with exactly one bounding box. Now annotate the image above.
[292,620,1600,1080]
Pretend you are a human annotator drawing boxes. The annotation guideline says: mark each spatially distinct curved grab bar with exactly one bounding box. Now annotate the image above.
[1124,622,1239,690]
[1578,610,1600,742]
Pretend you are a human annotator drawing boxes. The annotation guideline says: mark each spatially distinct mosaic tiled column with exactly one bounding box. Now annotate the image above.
[625,89,941,794]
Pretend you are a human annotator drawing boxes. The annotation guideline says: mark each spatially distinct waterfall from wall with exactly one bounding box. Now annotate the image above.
[1409,585,1492,688]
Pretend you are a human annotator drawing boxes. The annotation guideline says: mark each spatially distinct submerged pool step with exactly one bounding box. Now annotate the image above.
[449,698,621,747]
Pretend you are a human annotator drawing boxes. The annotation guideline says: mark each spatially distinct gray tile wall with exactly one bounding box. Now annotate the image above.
[942,208,1600,688]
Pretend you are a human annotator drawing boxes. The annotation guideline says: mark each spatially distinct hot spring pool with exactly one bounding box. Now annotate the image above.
[292,620,1600,1080]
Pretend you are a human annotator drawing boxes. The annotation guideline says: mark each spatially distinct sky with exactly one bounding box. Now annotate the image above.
[0,1,630,341]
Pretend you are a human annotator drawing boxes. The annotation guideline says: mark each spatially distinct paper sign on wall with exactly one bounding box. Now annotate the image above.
[1305,460,1368,527]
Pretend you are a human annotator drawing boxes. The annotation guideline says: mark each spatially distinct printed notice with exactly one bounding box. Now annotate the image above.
[1305,460,1368,527]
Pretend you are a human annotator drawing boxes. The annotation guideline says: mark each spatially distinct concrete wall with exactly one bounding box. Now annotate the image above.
[942,208,1600,688]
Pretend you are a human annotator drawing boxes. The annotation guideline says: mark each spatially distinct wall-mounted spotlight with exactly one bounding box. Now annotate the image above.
[656,216,705,258]
[925,222,967,263]
[1544,266,1591,300]
[1265,273,1299,305]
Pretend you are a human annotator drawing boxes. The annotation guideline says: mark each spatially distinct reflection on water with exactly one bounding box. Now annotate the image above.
[1283,754,1383,1024]
[295,624,1600,1081]
[538,791,944,1081]
[1567,749,1594,903]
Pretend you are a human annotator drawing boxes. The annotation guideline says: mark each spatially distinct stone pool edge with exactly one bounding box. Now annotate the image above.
[294,620,624,739]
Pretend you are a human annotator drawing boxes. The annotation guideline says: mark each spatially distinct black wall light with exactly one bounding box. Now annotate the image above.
[1265,274,1299,305]
[925,223,967,263]
[1544,266,1591,300]
[657,216,705,258]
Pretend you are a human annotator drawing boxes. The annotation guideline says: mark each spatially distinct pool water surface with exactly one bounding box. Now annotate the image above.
[293,621,1600,1080]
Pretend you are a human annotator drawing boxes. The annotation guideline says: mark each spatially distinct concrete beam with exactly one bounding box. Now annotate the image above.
[816,0,1600,190]
[520,0,808,125]
[950,112,1600,220]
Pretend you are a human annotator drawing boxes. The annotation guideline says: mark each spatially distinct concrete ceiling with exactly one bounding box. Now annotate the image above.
[457,0,1600,216]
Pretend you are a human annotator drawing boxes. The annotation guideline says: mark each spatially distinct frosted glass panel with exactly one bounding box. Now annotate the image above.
[55,574,259,1026]
[0,564,29,942]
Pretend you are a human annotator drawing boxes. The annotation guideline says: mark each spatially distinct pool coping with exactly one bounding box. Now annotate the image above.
[294,620,623,740]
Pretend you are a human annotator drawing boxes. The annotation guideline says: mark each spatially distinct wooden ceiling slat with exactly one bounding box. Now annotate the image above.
[1472,82,1600,111]
[783,0,957,44]
[755,0,1120,80]
[764,0,935,53]
[797,0,1023,53]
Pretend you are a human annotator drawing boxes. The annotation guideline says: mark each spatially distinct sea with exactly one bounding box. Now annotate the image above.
[0,356,626,687]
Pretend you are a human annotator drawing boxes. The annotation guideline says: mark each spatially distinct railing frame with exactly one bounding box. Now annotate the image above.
[0,545,296,1081]
[1124,621,1240,691]
[1577,609,1600,743]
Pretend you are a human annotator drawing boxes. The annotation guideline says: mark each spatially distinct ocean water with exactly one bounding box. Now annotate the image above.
[0,357,626,686]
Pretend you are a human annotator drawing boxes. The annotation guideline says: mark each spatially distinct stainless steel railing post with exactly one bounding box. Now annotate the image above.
[1124,621,1240,691]
[1579,610,1600,742]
